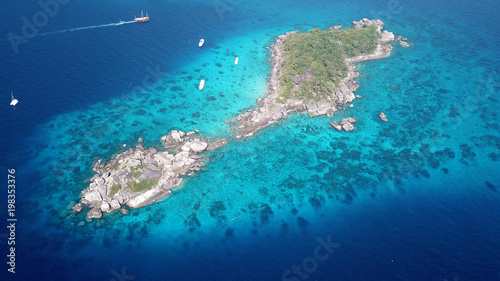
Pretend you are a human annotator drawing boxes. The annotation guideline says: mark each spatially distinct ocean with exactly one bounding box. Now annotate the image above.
[1,0,499,280]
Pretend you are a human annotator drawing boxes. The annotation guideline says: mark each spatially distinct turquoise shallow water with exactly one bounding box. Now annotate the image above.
[1,0,500,280]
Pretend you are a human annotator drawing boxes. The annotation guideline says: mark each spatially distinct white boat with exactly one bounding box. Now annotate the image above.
[199,39,204,47]
[235,56,239,65]
[199,80,205,90]
[10,91,18,109]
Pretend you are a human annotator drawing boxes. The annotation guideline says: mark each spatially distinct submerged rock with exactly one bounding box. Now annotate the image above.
[73,203,82,212]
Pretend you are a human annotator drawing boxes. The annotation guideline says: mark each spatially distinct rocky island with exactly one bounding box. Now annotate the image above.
[75,19,400,219]
[233,18,395,137]
[76,131,228,219]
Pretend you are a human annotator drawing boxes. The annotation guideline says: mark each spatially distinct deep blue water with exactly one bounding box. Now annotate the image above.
[1,0,499,280]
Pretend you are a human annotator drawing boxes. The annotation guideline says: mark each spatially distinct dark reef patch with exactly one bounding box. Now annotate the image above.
[209,201,227,219]
[297,217,309,234]
[225,228,234,238]
[309,195,325,210]
[485,181,497,191]
[185,212,201,232]
[459,143,476,164]
[134,109,147,116]
[488,152,499,161]
[259,204,273,224]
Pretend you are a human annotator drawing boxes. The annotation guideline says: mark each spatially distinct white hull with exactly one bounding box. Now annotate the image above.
[199,80,205,90]
[235,57,239,65]
[199,39,204,47]
[10,91,18,107]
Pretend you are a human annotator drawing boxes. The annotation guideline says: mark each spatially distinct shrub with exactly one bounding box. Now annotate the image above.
[109,184,122,197]
[126,179,159,193]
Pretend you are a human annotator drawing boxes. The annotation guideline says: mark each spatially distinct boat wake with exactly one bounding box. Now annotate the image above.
[36,20,135,38]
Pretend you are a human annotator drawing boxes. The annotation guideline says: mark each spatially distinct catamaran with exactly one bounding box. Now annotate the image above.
[134,11,149,22]
[199,80,205,90]
[199,39,205,47]
[10,91,18,109]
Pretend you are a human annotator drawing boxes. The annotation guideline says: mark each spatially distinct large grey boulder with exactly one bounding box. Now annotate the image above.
[100,202,110,212]
[143,157,158,167]
[110,199,121,210]
[190,141,208,152]
[306,99,332,117]
[127,159,141,167]
[330,121,342,131]
[140,168,162,181]
[84,189,102,202]
[342,122,355,132]
[379,112,388,121]
[87,207,102,219]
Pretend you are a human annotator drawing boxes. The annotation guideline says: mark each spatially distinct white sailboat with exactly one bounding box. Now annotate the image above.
[235,56,239,65]
[199,39,205,47]
[10,91,18,109]
[199,80,205,90]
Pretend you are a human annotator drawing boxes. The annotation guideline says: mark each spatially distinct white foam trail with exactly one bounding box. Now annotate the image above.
[36,20,135,38]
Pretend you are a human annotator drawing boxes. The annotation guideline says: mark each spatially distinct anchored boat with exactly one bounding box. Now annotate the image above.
[199,39,204,47]
[235,57,239,65]
[134,11,149,22]
[199,80,205,90]
[10,91,18,109]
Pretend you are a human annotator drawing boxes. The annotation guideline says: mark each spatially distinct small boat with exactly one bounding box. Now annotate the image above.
[199,80,205,90]
[134,11,149,22]
[199,39,204,47]
[235,57,239,65]
[10,91,18,109]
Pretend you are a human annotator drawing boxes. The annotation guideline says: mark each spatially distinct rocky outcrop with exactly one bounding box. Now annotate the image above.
[233,19,396,138]
[328,25,342,31]
[330,121,342,131]
[379,112,388,121]
[331,117,356,132]
[292,69,314,86]
[396,35,410,47]
[79,130,220,219]
[207,138,229,151]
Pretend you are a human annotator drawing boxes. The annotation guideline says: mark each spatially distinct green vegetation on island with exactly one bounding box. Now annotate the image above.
[109,183,122,197]
[279,24,380,101]
[126,179,159,193]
